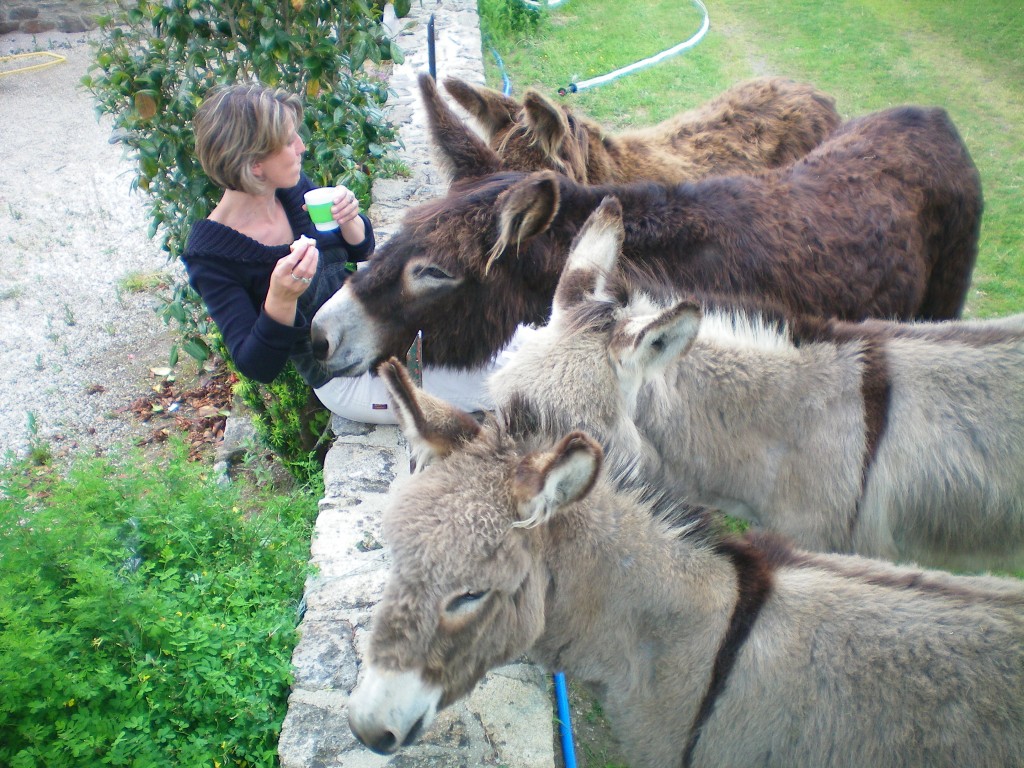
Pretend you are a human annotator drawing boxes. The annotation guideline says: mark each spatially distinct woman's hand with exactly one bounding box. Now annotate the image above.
[265,236,319,325]
[330,185,367,245]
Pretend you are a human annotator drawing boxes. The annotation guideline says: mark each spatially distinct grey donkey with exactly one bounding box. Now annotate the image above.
[489,197,1024,572]
[346,360,1024,768]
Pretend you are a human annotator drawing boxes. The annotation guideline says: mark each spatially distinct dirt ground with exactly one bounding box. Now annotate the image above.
[0,30,232,462]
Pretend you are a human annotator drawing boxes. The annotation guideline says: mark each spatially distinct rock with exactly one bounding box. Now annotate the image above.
[9,6,40,21]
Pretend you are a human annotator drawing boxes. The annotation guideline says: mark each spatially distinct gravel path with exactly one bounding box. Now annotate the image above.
[0,31,177,460]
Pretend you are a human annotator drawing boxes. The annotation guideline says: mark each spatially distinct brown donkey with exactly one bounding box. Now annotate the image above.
[346,361,1024,768]
[311,102,982,375]
[440,74,841,184]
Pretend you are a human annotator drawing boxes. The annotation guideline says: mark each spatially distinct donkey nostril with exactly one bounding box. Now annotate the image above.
[371,730,398,754]
[311,332,329,361]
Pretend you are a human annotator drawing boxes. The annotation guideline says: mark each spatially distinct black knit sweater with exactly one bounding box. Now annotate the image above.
[181,174,374,388]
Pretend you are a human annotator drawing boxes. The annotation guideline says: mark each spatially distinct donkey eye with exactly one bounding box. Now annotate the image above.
[445,590,489,613]
[411,264,454,281]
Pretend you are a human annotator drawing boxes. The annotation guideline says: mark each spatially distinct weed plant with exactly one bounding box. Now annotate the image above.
[0,439,322,767]
[479,0,544,47]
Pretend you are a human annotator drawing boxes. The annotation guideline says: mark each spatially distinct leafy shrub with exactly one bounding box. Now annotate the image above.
[478,0,544,46]
[82,0,406,477]
[0,440,323,767]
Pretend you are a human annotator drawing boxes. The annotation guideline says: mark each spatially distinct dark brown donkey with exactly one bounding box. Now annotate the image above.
[441,74,841,184]
[311,99,983,375]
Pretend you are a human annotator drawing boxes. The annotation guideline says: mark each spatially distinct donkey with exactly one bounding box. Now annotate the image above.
[311,97,982,375]
[489,198,1024,572]
[346,361,1024,768]
[440,73,841,184]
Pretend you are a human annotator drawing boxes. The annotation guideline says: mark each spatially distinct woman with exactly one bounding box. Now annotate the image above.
[182,82,516,425]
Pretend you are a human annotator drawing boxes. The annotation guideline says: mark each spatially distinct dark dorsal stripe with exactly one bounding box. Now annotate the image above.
[849,336,893,540]
[683,535,776,767]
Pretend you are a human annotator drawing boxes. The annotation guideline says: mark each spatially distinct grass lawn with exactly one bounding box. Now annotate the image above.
[483,0,1024,317]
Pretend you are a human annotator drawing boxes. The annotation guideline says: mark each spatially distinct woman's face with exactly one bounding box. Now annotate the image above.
[254,119,305,191]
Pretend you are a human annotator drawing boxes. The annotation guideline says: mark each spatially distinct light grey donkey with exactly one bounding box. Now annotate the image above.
[346,360,1024,768]
[488,197,1024,572]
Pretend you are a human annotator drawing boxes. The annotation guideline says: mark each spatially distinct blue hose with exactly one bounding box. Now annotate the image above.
[554,671,577,768]
[489,44,513,96]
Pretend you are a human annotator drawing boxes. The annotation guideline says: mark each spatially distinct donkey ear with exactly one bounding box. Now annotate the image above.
[377,357,481,473]
[486,171,561,274]
[554,196,624,313]
[419,72,502,182]
[442,76,520,139]
[512,432,603,528]
[616,300,702,382]
[522,89,569,159]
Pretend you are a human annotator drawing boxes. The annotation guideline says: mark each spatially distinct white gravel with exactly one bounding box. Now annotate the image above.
[0,31,180,460]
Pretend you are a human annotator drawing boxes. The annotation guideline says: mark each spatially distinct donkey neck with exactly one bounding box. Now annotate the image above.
[646,327,866,522]
[553,178,708,261]
[532,490,736,716]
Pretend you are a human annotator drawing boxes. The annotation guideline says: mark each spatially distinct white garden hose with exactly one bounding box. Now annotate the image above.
[559,0,709,94]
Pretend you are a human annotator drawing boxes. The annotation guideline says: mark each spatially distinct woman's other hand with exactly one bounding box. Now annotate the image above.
[265,236,319,324]
[331,185,367,245]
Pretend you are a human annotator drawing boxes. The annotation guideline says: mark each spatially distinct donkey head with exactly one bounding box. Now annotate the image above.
[443,75,594,182]
[310,168,591,375]
[491,197,701,465]
[347,359,602,755]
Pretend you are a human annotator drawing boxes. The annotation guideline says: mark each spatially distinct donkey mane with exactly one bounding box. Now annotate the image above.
[401,172,530,234]
[496,407,718,543]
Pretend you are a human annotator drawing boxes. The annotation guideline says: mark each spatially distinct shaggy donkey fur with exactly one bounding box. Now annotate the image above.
[440,73,841,184]
[346,361,1024,768]
[490,198,1024,571]
[311,97,982,375]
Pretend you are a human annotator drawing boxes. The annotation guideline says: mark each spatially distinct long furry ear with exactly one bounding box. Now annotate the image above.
[377,357,481,472]
[486,171,561,274]
[512,432,602,528]
[554,196,623,313]
[443,76,520,139]
[614,300,702,384]
[522,89,570,159]
[419,72,502,182]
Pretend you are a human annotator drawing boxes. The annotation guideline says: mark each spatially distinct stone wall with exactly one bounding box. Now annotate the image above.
[0,0,112,35]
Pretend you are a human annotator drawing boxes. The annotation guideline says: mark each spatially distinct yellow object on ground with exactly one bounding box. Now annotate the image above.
[0,51,67,77]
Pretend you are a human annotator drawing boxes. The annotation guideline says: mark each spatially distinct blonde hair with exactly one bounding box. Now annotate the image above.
[194,83,304,194]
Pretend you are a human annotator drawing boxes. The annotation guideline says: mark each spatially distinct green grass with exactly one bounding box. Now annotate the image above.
[0,440,322,767]
[118,269,173,294]
[483,0,1024,317]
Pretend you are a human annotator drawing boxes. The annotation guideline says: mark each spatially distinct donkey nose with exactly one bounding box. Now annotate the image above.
[351,726,398,755]
[311,328,330,361]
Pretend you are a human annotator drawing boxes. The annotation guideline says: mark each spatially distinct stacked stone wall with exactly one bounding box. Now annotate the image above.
[0,0,113,35]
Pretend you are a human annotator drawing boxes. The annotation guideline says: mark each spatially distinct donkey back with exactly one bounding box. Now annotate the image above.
[439,74,841,184]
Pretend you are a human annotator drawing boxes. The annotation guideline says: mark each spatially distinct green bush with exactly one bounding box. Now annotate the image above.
[479,0,544,46]
[0,440,323,767]
[82,0,405,477]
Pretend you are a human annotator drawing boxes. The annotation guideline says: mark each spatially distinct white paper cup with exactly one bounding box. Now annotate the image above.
[304,187,339,231]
